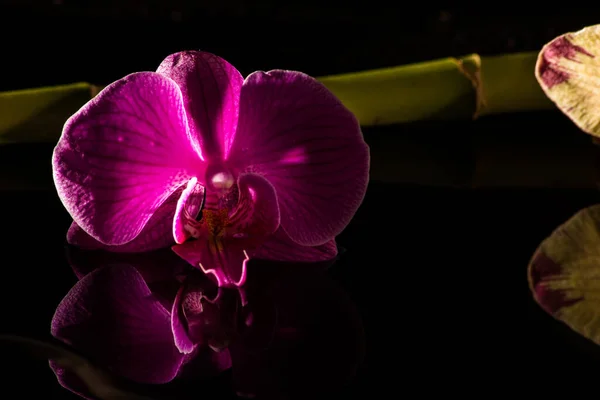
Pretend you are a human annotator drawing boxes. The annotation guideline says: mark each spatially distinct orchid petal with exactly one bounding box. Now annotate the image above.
[230,70,369,246]
[64,246,186,315]
[253,228,338,262]
[173,177,205,244]
[68,219,179,254]
[536,25,600,137]
[156,51,243,160]
[51,264,185,384]
[67,223,104,251]
[53,72,203,246]
[528,205,600,344]
[227,173,280,240]
[66,184,196,253]
[171,285,196,354]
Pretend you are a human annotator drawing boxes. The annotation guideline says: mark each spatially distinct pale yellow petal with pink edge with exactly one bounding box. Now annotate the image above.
[535,25,600,136]
[528,205,600,344]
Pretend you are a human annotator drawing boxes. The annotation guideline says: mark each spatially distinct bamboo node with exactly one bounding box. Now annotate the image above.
[455,55,486,120]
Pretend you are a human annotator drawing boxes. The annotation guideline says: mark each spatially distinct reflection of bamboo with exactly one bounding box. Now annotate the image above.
[0,51,556,144]
[367,112,600,189]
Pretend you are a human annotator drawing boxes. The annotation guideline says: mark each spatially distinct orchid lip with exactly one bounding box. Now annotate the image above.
[199,249,249,288]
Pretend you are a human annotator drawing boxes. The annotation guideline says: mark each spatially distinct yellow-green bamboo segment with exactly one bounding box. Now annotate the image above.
[0,51,556,144]
[319,51,554,123]
[0,82,94,144]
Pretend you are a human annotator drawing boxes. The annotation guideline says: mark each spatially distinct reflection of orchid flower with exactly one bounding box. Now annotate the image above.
[51,265,230,400]
[52,249,364,399]
[53,50,369,287]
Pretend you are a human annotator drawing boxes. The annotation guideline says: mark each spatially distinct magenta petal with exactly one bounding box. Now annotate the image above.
[173,177,205,244]
[171,285,196,354]
[67,215,172,253]
[227,173,280,239]
[230,70,369,246]
[67,184,198,252]
[53,72,203,246]
[156,51,244,160]
[253,228,338,262]
[51,264,185,384]
[67,222,104,251]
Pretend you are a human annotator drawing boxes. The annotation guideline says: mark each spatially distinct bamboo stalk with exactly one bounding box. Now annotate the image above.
[319,54,481,125]
[0,82,94,144]
[477,52,556,117]
[0,51,558,144]
[319,51,555,124]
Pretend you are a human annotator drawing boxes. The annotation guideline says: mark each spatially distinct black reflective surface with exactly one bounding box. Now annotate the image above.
[1,136,600,397]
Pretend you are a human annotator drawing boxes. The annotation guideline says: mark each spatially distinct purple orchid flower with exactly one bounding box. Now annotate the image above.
[52,248,364,399]
[53,50,369,287]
